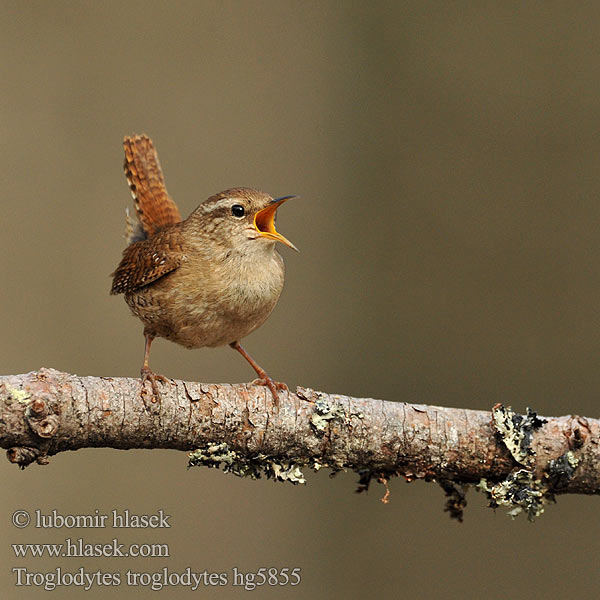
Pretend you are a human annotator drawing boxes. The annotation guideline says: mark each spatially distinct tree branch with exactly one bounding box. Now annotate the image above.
[1,369,598,519]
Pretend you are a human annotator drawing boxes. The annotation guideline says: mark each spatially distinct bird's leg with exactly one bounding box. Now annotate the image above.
[140,334,170,402]
[229,341,288,402]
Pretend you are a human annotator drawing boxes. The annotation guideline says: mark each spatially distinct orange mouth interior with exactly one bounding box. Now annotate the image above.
[255,203,279,236]
[254,197,298,251]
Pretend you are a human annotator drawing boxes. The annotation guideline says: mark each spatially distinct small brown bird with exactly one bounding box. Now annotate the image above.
[111,135,297,400]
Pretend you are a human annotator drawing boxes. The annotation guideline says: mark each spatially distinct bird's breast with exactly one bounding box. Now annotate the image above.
[128,249,285,349]
[214,251,285,321]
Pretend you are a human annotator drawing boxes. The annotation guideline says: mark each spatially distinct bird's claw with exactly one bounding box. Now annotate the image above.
[140,368,171,402]
[251,377,288,402]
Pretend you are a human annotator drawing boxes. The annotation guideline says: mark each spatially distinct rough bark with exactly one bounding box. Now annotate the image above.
[1,369,598,519]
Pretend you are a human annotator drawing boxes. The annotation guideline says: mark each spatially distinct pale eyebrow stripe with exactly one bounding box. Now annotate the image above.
[198,198,232,214]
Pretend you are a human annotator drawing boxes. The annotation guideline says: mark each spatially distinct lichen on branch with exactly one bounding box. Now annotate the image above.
[1,369,598,520]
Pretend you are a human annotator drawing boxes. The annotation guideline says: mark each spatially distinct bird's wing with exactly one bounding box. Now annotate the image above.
[123,134,182,240]
[110,227,184,294]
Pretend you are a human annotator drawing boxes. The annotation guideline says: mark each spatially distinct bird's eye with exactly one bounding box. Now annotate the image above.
[231,204,245,218]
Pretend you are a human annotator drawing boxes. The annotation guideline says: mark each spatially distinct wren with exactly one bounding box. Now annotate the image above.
[110,135,297,400]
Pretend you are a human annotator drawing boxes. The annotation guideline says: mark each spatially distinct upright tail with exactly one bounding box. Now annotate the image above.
[123,134,182,243]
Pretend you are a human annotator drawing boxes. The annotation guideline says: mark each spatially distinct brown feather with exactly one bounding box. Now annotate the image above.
[110,225,185,295]
[123,134,182,239]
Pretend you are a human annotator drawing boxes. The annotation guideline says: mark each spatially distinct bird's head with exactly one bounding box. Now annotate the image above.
[188,187,298,253]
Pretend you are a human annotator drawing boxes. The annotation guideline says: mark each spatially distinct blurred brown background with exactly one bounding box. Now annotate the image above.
[1,1,599,598]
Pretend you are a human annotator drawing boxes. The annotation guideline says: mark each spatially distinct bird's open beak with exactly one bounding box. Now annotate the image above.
[254,195,299,251]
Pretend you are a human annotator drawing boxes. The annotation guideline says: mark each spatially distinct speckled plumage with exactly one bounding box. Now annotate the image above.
[110,136,295,397]
[112,187,286,348]
[123,135,181,240]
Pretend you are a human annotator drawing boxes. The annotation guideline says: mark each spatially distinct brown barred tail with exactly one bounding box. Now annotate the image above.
[123,134,182,240]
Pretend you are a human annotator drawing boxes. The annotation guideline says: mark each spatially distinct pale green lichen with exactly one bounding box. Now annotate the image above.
[492,405,546,467]
[310,397,346,432]
[481,406,575,521]
[4,387,31,405]
[477,479,492,494]
[310,396,363,433]
[566,450,579,468]
[478,450,582,521]
[545,450,581,491]
[188,443,306,485]
[270,462,306,484]
[478,469,547,521]
[550,450,579,472]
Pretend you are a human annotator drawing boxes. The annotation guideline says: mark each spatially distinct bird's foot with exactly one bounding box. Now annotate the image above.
[140,368,171,403]
[251,377,288,403]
